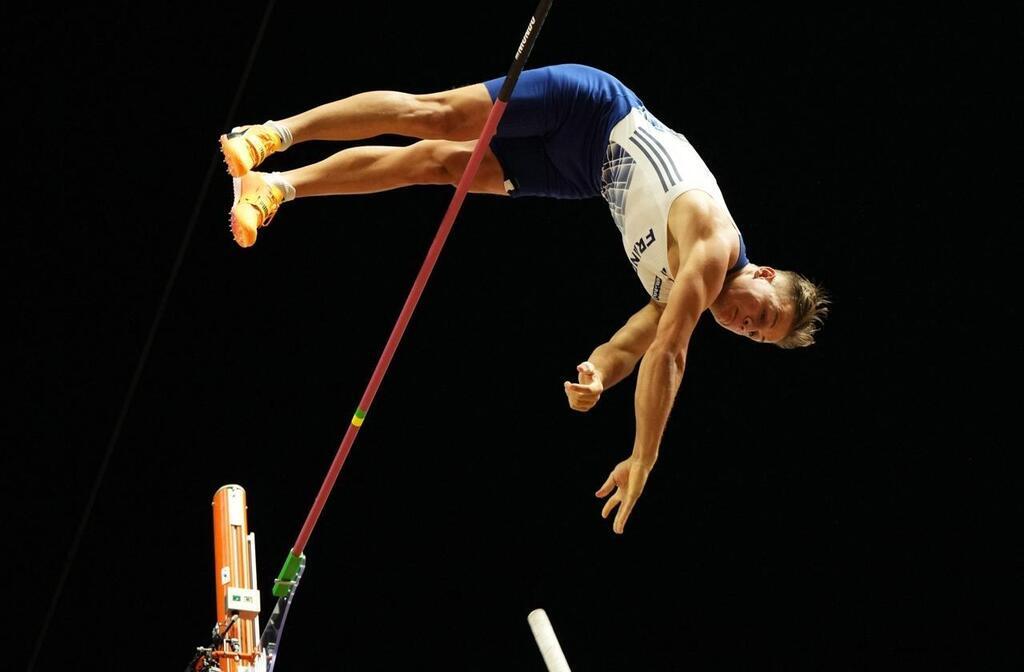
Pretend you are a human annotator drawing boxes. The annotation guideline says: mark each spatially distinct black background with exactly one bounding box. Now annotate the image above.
[5,2,1019,670]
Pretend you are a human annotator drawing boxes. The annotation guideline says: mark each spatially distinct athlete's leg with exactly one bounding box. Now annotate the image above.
[222,84,495,176]
[278,84,493,143]
[229,139,506,247]
[226,78,513,248]
[281,139,507,196]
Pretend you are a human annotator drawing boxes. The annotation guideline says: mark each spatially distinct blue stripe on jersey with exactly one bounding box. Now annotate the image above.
[636,127,681,184]
[629,134,670,192]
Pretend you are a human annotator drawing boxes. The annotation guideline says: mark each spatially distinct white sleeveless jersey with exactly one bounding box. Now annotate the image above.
[600,107,737,303]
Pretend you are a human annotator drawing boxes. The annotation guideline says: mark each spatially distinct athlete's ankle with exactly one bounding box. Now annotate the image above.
[265,171,296,202]
[265,120,293,151]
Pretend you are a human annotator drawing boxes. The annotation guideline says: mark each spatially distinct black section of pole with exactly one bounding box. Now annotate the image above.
[497,0,554,102]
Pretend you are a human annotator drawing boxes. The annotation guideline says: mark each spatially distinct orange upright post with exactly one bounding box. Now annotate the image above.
[211,485,263,672]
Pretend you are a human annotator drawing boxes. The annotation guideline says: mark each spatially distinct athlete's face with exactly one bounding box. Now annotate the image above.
[710,266,794,344]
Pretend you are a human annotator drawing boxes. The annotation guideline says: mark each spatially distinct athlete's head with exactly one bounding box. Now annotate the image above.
[709,264,829,348]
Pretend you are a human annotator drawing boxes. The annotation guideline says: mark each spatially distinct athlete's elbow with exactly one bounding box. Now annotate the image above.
[646,343,686,372]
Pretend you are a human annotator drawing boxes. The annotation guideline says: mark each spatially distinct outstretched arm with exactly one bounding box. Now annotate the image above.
[564,300,663,411]
[597,206,732,534]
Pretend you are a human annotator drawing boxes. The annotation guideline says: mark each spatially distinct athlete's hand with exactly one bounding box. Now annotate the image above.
[595,456,653,534]
[564,361,603,412]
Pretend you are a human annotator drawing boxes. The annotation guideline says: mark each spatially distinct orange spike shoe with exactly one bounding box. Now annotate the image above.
[219,124,285,177]
[229,172,285,248]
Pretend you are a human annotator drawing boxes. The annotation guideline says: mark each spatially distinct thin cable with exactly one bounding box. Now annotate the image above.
[25,3,279,670]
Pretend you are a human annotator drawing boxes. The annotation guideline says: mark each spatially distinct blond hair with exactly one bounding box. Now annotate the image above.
[776,271,829,349]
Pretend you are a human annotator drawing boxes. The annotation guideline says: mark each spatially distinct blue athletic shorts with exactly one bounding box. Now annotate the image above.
[482,64,642,199]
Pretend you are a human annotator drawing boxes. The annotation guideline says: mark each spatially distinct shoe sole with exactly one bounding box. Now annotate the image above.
[229,176,258,248]
[220,133,253,178]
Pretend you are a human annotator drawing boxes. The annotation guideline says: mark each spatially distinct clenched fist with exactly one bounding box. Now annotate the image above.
[564,361,604,412]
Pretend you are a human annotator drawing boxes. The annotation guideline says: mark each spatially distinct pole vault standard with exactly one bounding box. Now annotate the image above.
[271,0,555,596]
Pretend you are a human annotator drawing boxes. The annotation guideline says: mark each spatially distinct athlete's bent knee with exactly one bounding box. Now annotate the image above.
[402,140,456,185]
[437,142,474,184]
[407,139,503,192]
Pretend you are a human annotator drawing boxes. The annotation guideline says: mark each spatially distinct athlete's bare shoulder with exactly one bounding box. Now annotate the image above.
[669,190,722,223]
[667,190,738,271]
[668,190,731,240]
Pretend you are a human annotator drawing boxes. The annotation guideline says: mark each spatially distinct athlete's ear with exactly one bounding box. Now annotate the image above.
[754,266,777,282]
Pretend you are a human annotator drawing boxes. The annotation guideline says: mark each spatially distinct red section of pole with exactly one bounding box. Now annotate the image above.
[290,0,553,558]
[291,100,507,556]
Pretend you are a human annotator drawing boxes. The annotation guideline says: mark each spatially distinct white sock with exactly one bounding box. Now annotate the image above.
[266,172,296,202]
[265,120,293,151]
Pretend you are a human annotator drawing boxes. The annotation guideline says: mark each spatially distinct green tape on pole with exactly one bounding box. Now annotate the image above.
[273,551,305,597]
[351,407,367,427]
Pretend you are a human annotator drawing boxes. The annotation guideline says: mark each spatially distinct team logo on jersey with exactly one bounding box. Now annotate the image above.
[652,276,664,301]
[638,106,669,132]
[628,227,656,268]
